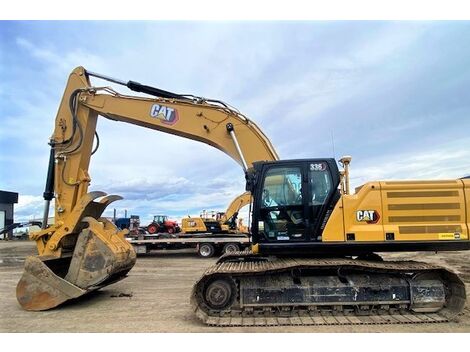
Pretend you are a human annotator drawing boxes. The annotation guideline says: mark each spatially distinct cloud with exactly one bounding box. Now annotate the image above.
[350,137,470,189]
[14,195,52,221]
[15,37,107,80]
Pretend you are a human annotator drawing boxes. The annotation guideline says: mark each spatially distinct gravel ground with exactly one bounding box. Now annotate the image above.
[0,241,469,333]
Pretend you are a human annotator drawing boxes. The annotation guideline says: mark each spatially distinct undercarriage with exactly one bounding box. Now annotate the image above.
[191,252,466,326]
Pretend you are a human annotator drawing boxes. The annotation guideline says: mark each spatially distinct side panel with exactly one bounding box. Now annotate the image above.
[464,179,470,238]
[380,180,468,241]
[342,182,384,241]
[181,218,207,233]
[321,199,345,242]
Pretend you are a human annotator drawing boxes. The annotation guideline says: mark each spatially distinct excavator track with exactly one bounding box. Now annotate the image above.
[191,252,466,327]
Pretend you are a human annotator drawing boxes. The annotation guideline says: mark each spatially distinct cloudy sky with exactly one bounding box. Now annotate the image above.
[1,21,470,225]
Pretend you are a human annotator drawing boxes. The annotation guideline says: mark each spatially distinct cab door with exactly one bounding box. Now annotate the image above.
[256,164,308,242]
[306,161,339,241]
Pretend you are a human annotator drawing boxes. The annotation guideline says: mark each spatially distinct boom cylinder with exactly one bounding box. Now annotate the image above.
[226,123,248,171]
[85,70,189,100]
[42,145,55,229]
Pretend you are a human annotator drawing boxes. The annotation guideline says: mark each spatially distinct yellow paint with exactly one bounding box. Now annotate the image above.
[332,178,470,244]
[322,199,345,241]
[381,180,468,241]
[181,218,208,233]
[342,182,384,241]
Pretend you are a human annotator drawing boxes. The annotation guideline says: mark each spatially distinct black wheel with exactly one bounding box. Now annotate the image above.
[204,279,236,310]
[198,243,215,258]
[223,243,239,254]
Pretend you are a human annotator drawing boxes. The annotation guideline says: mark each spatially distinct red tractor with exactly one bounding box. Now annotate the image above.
[146,215,181,235]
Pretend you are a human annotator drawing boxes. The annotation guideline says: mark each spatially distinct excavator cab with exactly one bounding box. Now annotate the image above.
[249,159,340,248]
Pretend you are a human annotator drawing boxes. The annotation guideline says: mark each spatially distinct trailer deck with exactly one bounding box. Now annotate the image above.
[127,233,251,257]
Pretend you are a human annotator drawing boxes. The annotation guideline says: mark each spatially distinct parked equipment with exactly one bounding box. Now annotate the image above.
[182,192,251,234]
[114,215,143,237]
[146,215,180,234]
[19,67,468,328]
[182,211,222,234]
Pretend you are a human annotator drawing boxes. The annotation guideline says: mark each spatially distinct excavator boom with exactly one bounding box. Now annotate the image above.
[18,67,279,310]
[222,191,252,224]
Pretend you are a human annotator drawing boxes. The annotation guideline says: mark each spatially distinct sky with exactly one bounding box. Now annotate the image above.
[1,21,470,226]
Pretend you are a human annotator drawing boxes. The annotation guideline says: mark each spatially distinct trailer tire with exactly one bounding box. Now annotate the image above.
[198,243,215,258]
[223,243,239,254]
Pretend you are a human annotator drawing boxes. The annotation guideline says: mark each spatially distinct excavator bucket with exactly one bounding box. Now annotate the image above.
[16,195,137,311]
[16,256,86,311]
[17,222,136,311]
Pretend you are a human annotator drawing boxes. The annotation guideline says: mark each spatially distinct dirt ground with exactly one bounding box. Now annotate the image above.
[0,240,469,333]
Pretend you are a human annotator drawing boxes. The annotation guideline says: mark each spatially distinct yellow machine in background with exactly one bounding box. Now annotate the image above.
[181,191,251,234]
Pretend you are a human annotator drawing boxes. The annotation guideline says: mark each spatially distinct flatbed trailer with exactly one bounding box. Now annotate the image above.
[126,233,251,257]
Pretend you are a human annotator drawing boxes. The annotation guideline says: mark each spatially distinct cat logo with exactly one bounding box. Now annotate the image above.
[150,104,179,125]
[356,210,380,224]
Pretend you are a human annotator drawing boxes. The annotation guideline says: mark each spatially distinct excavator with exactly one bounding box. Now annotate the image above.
[181,191,252,234]
[17,67,469,327]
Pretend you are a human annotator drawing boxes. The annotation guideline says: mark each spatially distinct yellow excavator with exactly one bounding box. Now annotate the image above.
[18,67,469,327]
[181,191,252,234]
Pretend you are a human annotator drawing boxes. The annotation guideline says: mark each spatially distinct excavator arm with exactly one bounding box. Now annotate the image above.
[223,191,252,223]
[219,191,252,231]
[39,67,278,248]
[17,66,278,311]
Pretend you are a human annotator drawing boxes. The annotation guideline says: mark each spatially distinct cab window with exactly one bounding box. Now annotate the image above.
[261,167,302,208]
[308,162,332,205]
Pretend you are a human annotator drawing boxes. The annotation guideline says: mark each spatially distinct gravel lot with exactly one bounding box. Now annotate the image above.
[1,241,469,333]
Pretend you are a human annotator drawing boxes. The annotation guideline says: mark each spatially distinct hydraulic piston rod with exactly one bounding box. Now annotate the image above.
[85,70,189,100]
[41,145,55,229]
[226,123,248,171]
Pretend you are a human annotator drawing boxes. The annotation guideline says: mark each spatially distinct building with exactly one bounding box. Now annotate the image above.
[0,190,19,240]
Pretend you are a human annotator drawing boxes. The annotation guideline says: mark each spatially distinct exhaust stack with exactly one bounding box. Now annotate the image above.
[339,155,352,195]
